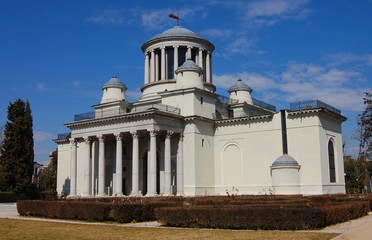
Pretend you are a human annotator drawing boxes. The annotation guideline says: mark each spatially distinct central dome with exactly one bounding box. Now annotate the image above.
[150,26,207,41]
[141,26,214,52]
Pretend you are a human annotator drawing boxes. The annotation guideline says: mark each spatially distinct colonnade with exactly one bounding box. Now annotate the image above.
[68,129,183,197]
[144,45,212,84]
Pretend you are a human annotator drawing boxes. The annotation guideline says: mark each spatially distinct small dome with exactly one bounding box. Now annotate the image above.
[272,154,299,167]
[149,26,206,41]
[176,59,203,72]
[102,75,127,90]
[228,79,252,93]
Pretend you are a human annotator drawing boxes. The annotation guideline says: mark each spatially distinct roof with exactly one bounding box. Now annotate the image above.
[272,154,299,167]
[141,26,215,52]
[102,75,127,90]
[149,26,207,41]
[228,79,253,93]
[176,59,202,72]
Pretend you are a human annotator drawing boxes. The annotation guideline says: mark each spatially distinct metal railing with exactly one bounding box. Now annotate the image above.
[217,95,238,105]
[290,100,341,115]
[132,103,180,115]
[73,104,180,122]
[252,98,276,112]
[74,112,95,121]
[57,133,70,140]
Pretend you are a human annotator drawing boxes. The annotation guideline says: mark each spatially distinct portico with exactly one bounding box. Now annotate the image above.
[66,111,183,197]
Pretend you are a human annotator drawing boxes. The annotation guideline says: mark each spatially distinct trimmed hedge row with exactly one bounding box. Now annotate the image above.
[113,202,179,223]
[17,200,181,222]
[17,200,112,221]
[155,201,370,230]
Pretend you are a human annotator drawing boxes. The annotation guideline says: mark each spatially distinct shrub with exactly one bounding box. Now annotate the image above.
[17,200,111,221]
[155,201,370,230]
[0,192,17,202]
[112,201,180,223]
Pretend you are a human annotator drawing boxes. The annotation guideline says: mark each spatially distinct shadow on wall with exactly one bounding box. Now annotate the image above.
[62,178,70,195]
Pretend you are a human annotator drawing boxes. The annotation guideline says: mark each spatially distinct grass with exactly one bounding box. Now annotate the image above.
[0,219,339,240]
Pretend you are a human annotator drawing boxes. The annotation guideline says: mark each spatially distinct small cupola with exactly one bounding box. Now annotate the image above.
[101,75,127,104]
[228,79,253,104]
[175,59,204,90]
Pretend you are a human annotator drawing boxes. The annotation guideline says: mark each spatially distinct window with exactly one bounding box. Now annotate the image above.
[201,97,204,104]
[328,140,336,183]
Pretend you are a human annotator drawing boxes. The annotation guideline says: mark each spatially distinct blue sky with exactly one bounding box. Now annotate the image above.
[0,0,371,164]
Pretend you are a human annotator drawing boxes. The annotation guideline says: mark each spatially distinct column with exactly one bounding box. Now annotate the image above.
[173,45,179,76]
[198,48,204,69]
[130,131,139,196]
[150,50,155,82]
[147,129,157,196]
[161,47,166,80]
[187,46,192,59]
[144,52,149,84]
[177,134,184,196]
[206,52,211,83]
[155,50,159,81]
[97,135,106,196]
[83,137,91,196]
[114,133,124,196]
[69,138,77,197]
[164,131,173,196]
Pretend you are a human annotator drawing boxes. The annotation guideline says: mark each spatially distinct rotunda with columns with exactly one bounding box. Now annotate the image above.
[55,25,347,197]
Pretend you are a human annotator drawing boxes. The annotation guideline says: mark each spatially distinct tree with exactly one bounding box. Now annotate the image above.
[0,124,4,151]
[358,89,371,160]
[39,150,58,191]
[0,99,35,193]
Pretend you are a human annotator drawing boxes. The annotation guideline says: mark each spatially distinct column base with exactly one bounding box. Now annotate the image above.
[145,192,158,197]
[176,193,184,196]
[80,193,93,198]
[113,193,125,197]
[129,192,142,197]
[162,193,174,197]
[96,193,107,198]
[66,194,79,199]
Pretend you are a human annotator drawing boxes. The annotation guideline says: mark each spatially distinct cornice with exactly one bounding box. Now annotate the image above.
[215,114,273,124]
[288,108,347,122]
[65,110,184,128]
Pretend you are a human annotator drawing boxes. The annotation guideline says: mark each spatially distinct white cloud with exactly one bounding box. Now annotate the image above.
[213,60,366,112]
[326,53,372,67]
[213,72,277,91]
[34,131,54,142]
[126,90,142,101]
[141,7,206,31]
[200,28,234,39]
[242,0,311,27]
[85,9,131,25]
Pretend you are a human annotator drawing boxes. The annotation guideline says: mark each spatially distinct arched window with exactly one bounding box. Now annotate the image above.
[328,140,336,183]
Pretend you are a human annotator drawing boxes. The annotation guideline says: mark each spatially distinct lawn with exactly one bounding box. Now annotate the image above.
[0,219,339,240]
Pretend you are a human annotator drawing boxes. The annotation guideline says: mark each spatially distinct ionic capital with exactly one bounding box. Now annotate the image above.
[166,130,174,139]
[83,136,91,144]
[148,129,159,137]
[69,138,76,145]
[131,131,139,139]
[114,133,122,141]
[97,135,105,143]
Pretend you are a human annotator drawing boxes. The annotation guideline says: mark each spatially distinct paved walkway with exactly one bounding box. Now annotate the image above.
[1,202,372,239]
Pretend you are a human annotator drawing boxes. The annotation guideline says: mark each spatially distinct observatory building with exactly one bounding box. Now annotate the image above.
[55,26,346,197]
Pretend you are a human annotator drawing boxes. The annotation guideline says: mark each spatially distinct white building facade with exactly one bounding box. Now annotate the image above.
[55,26,346,197]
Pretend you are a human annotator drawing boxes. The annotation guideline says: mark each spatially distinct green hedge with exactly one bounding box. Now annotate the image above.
[17,200,112,221]
[0,192,17,203]
[155,201,370,230]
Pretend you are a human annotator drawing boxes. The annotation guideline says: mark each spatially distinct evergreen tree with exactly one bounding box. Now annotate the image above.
[0,99,35,193]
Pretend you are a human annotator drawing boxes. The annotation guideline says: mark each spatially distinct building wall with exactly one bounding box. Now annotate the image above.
[56,142,70,195]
